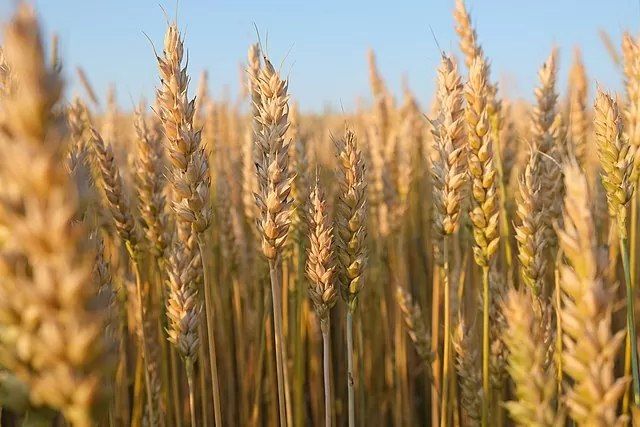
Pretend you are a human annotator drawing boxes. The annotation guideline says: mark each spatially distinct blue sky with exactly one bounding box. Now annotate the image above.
[0,0,638,112]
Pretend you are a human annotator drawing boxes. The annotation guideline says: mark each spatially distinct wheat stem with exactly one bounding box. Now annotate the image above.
[268,259,288,427]
[431,266,441,427]
[347,309,355,427]
[322,319,332,427]
[440,237,451,427]
[185,359,198,427]
[127,244,156,427]
[621,236,640,405]
[481,265,490,427]
[197,236,223,426]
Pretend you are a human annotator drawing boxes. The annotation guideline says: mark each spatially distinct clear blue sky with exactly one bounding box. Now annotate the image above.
[0,0,638,112]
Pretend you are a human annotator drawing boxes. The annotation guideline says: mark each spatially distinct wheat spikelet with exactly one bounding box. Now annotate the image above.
[335,128,368,310]
[429,54,466,237]
[165,245,201,361]
[568,48,589,166]
[531,50,564,234]
[502,289,561,426]
[0,6,110,425]
[532,51,559,154]
[487,270,507,389]
[252,56,294,260]
[453,322,482,424]
[515,151,548,296]
[306,178,338,325]
[558,162,629,425]
[465,57,500,267]
[395,287,433,372]
[90,128,139,247]
[67,98,100,217]
[134,107,169,259]
[156,22,211,236]
[453,0,484,71]
[594,90,635,239]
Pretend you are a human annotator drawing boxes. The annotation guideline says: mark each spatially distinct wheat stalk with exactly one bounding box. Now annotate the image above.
[465,55,500,427]
[334,127,368,427]
[306,177,338,427]
[0,6,110,425]
[429,53,466,427]
[252,55,295,427]
[594,89,639,408]
[156,20,217,426]
[558,161,629,424]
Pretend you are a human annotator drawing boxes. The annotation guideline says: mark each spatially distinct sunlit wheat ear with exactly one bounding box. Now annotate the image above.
[465,57,500,267]
[252,57,295,261]
[165,245,201,361]
[567,48,589,166]
[502,289,562,426]
[453,0,484,70]
[306,177,338,325]
[514,151,547,296]
[594,89,636,239]
[487,269,507,389]
[622,33,640,180]
[156,21,211,236]
[134,107,169,260]
[453,322,482,424]
[0,5,110,426]
[429,54,466,238]
[395,287,433,376]
[556,162,629,425]
[530,50,564,231]
[90,128,138,248]
[334,128,368,310]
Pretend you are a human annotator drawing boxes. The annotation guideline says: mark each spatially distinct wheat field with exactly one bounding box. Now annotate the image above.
[0,1,639,426]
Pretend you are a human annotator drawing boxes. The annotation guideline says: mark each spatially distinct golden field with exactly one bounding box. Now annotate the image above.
[0,1,638,426]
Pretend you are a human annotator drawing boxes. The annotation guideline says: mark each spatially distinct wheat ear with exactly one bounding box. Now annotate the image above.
[0,6,110,425]
[502,289,561,426]
[558,162,629,424]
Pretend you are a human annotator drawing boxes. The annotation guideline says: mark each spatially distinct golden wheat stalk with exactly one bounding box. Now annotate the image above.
[156,20,218,426]
[306,177,338,427]
[557,162,629,424]
[335,127,368,427]
[0,6,110,426]
[252,55,295,427]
